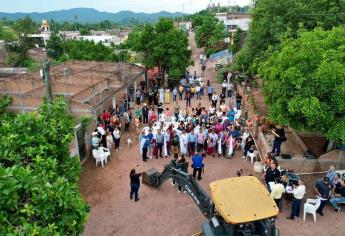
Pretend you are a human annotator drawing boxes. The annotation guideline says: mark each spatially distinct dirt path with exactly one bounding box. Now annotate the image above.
[79,32,345,236]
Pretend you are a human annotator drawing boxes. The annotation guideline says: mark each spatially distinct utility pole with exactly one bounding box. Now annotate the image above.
[42,59,53,102]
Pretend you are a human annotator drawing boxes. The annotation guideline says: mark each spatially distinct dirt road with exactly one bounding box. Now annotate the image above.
[80,32,345,236]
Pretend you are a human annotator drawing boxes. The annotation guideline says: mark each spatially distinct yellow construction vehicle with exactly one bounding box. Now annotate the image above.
[143,161,279,236]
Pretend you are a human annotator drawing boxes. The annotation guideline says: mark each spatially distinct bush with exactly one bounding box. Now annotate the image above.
[0,97,89,235]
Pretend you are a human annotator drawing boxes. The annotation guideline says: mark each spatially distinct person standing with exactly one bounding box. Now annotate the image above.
[222,80,227,95]
[130,168,141,202]
[156,129,165,158]
[288,180,306,220]
[219,92,226,105]
[164,88,170,104]
[211,93,218,108]
[270,178,285,212]
[271,125,286,157]
[192,152,204,180]
[176,156,189,192]
[207,85,214,101]
[263,162,281,191]
[236,93,242,110]
[142,104,149,124]
[135,89,141,105]
[315,177,333,216]
[140,133,149,162]
[197,129,206,153]
[200,80,205,95]
[146,129,154,159]
[113,126,121,151]
[180,130,189,156]
[195,84,201,100]
[185,88,191,107]
[226,81,233,98]
[172,87,177,102]
[178,84,184,101]
[188,130,197,157]
[171,131,180,156]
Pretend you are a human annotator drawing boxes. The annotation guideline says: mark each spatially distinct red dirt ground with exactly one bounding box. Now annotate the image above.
[79,32,345,236]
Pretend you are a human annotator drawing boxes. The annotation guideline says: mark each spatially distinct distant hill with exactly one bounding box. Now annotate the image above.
[0,8,186,24]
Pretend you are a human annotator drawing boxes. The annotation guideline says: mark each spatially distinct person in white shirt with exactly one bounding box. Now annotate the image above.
[288,180,306,220]
[226,82,233,98]
[179,130,189,155]
[195,84,201,100]
[172,87,178,102]
[222,80,227,95]
[199,54,203,64]
[216,108,223,119]
[211,93,218,108]
[270,178,285,211]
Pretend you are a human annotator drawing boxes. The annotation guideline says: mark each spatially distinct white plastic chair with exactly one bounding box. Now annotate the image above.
[246,150,258,164]
[92,149,105,168]
[99,147,111,162]
[303,198,321,222]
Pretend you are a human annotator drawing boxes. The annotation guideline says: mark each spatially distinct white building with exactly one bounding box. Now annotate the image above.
[79,35,122,46]
[224,18,251,32]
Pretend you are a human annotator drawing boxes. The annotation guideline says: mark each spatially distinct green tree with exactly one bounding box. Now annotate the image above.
[46,33,64,59]
[12,16,37,35]
[0,97,89,235]
[126,18,192,81]
[259,27,345,142]
[236,0,345,74]
[5,35,33,67]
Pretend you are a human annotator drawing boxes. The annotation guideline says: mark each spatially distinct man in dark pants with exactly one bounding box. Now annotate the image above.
[141,134,149,162]
[315,177,333,216]
[192,152,204,180]
[156,129,164,158]
[142,104,149,124]
[130,168,142,202]
[236,93,242,110]
[288,180,306,220]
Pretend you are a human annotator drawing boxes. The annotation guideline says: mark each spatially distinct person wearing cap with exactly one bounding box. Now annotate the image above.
[315,176,333,216]
[91,132,100,150]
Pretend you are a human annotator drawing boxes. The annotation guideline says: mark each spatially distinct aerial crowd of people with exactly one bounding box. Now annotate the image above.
[90,69,345,217]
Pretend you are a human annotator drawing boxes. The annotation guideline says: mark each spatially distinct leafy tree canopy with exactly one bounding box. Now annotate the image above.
[194,14,227,56]
[236,0,345,74]
[259,27,345,142]
[126,18,192,79]
[0,97,89,235]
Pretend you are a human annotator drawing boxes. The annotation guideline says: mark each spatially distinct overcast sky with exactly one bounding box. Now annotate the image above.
[0,0,251,13]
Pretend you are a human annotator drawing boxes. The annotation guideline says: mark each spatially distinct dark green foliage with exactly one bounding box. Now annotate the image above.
[0,97,89,235]
[126,18,192,79]
[259,27,345,142]
[46,33,64,59]
[194,14,227,56]
[5,35,34,67]
[236,0,345,74]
